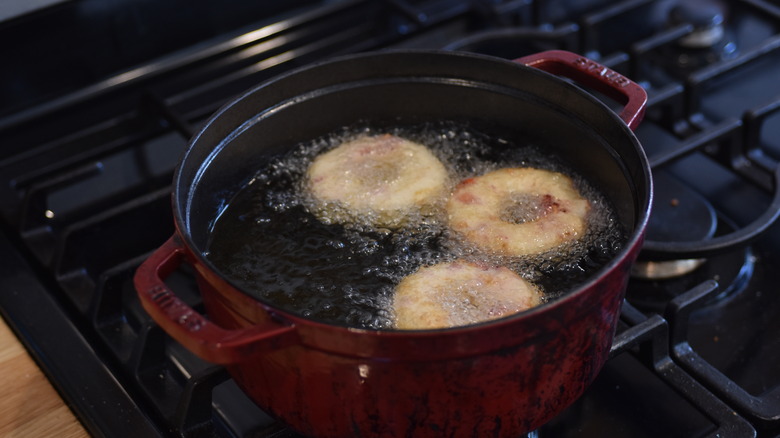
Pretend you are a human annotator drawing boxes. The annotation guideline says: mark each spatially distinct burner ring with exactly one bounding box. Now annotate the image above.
[630,258,706,279]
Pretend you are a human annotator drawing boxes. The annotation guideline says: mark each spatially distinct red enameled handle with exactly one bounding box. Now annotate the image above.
[515,50,647,131]
[134,235,296,364]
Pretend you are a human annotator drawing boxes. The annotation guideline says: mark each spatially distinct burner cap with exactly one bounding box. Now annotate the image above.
[645,170,717,243]
[669,0,726,48]
[634,170,717,279]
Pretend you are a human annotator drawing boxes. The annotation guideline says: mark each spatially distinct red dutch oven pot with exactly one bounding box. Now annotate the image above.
[135,50,652,437]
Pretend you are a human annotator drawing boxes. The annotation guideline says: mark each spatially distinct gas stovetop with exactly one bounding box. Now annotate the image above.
[1,1,779,437]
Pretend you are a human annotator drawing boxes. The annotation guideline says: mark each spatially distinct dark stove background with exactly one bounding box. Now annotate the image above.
[1,1,779,437]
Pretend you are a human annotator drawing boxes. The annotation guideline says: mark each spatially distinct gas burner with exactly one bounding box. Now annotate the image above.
[663,0,738,73]
[627,222,754,313]
[669,0,727,49]
[631,170,716,280]
[628,163,760,309]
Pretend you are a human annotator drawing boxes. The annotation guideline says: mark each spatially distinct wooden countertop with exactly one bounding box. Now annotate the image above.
[0,315,88,437]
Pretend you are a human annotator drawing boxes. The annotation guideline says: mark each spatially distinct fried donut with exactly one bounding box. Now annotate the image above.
[392,260,542,330]
[446,167,590,256]
[306,134,449,227]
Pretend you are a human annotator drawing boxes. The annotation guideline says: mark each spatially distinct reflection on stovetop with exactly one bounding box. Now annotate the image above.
[1,0,780,437]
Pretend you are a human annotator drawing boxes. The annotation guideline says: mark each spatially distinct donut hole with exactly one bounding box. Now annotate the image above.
[354,161,401,188]
[500,193,557,224]
[451,282,484,308]
[446,283,520,322]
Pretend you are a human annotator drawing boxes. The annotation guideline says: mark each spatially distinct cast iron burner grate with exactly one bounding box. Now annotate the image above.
[2,0,780,437]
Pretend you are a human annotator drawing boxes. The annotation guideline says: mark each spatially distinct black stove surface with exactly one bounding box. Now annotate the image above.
[1,1,779,437]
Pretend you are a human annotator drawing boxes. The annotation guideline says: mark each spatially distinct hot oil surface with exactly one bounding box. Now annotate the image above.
[205,122,626,329]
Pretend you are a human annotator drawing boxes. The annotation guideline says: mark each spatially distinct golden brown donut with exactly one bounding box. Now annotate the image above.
[392,260,542,330]
[446,167,590,256]
[306,134,449,227]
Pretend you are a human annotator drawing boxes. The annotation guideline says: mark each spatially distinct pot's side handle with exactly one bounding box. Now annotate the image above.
[515,50,647,131]
[134,236,297,365]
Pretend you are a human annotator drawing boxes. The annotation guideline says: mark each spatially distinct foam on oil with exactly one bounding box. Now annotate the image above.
[205,121,626,330]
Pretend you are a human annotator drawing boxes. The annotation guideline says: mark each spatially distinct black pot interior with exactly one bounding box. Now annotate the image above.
[176,50,650,265]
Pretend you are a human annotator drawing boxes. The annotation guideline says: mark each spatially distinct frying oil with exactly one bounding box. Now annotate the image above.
[205,121,626,330]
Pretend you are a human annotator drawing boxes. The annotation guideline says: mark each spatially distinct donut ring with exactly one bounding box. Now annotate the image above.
[392,260,542,330]
[446,167,590,256]
[306,134,449,227]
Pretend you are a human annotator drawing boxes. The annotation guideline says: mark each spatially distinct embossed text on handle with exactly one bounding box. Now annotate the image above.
[572,57,630,88]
